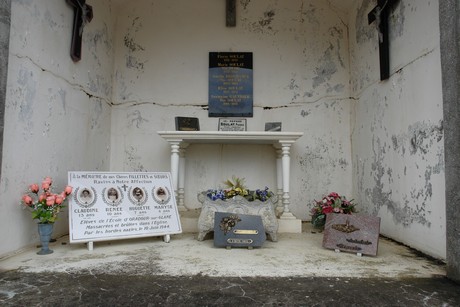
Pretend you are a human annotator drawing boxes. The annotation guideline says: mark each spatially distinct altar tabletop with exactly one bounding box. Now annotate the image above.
[157,131,303,145]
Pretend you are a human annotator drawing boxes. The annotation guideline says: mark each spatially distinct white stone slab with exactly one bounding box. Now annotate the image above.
[68,172,182,244]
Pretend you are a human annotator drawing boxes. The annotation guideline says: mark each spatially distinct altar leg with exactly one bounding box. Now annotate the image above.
[280,142,296,219]
[170,142,181,208]
[177,147,187,211]
[275,148,283,216]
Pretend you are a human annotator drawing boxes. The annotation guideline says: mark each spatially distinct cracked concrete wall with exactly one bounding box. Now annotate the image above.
[110,0,353,218]
[350,0,446,258]
[0,0,115,256]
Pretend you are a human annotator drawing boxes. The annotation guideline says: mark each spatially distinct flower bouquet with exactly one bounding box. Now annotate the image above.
[205,176,274,202]
[21,177,73,224]
[310,192,357,229]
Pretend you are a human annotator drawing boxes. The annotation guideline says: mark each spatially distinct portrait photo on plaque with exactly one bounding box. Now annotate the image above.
[129,186,148,206]
[103,187,123,206]
[74,186,97,207]
[153,186,171,204]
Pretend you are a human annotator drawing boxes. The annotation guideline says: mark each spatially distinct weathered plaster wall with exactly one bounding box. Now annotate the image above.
[350,0,446,258]
[110,0,353,218]
[0,0,114,257]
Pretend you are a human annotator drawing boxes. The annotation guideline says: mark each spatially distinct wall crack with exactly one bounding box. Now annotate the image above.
[12,53,112,106]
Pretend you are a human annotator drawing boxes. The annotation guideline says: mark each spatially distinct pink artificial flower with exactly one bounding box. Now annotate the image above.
[55,195,64,205]
[39,193,47,202]
[29,183,39,193]
[323,206,334,214]
[60,191,66,199]
[43,177,52,184]
[64,185,73,195]
[42,181,50,190]
[46,195,56,206]
[328,192,339,198]
[333,207,340,213]
[22,195,33,205]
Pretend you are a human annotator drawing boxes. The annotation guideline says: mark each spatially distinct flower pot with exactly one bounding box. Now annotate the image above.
[311,213,326,230]
[37,223,54,255]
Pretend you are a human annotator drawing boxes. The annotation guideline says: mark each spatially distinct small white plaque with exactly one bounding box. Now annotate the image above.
[68,172,182,243]
[218,118,247,131]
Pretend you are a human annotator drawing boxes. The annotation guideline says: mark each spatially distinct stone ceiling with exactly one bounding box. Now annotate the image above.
[111,0,356,14]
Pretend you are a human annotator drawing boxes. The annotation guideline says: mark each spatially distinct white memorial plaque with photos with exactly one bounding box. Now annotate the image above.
[68,172,182,243]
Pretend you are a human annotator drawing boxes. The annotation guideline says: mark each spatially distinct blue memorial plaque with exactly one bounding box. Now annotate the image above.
[208,52,253,117]
[213,212,266,248]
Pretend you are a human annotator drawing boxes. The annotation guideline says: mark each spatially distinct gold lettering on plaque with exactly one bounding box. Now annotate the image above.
[227,238,253,244]
[331,220,360,233]
[233,229,258,235]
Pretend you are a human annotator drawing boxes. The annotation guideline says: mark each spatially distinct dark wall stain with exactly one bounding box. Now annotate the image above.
[123,16,145,71]
[301,3,319,26]
[355,0,375,44]
[244,8,278,34]
[329,26,345,68]
[259,10,275,27]
[365,120,445,228]
[356,0,405,44]
[312,44,337,88]
[127,110,149,129]
[125,146,146,172]
[409,121,443,155]
[389,0,405,40]
[240,0,251,11]
[17,67,36,123]
[124,36,144,53]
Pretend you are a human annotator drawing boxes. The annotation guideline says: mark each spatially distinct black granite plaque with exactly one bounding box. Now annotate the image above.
[213,212,266,248]
[175,117,200,131]
[322,214,381,256]
[208,52,253,117]
[265,122,282,131]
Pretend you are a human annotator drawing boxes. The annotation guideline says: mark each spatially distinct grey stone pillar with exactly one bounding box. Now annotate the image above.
[0,0,11,178]
[439,0,460,283]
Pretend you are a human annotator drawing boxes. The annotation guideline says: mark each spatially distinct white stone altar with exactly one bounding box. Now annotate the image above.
[157,131,304,232]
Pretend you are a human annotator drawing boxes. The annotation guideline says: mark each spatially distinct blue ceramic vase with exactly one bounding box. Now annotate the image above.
[37,223,54,255]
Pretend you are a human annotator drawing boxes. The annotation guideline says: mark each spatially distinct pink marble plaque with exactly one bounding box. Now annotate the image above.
[322,214,381,256]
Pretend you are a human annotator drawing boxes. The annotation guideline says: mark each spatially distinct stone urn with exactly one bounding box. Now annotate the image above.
[197,193,279,242]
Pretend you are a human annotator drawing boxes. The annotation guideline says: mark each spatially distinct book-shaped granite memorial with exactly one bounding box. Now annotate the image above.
[322,214,381,256]
[213,212,266,249]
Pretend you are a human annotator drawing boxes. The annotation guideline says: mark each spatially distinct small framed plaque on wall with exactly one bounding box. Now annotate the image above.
[218,118,247,131]
[265,122,282,131]
[175,117,200,131]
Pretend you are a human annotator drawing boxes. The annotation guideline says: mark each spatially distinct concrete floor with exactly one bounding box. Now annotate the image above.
[1,225,459,306]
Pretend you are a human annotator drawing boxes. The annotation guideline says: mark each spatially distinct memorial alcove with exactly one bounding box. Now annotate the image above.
[0,0,458,282]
